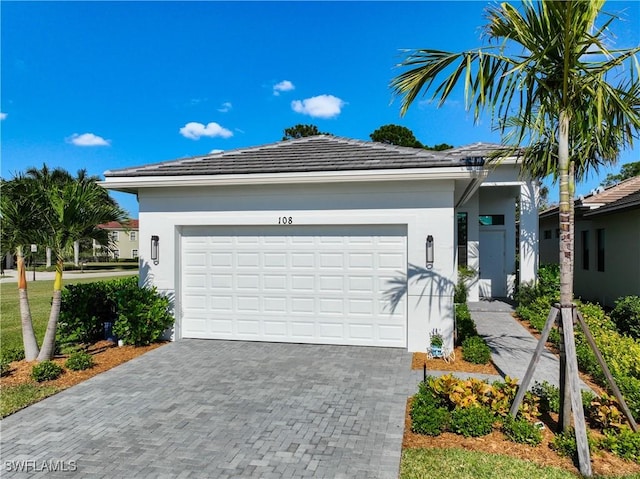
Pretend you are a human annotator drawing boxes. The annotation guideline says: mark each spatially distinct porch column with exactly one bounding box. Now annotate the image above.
[519,181,539,285]
[46,247,52,268]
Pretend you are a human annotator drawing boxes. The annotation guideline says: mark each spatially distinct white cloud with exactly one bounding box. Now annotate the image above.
[0,112,7,120]
[66,132,110,146]
[273,80,295,96]
[291,94,345,119]
[217,102,232,113]
[209,149,224,154]
[179,121,233,140]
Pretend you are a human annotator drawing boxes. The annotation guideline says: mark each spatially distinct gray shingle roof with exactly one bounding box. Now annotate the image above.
[105,136,497,178]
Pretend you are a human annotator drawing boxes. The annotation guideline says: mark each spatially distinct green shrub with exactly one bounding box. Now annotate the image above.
[1,348,25,364]
[599,427,640,462]
[411,381,450,436]
[57,281,115,346]
[455,303,477,345]
[0,359,10,377]
[551,428,597,460]
[515,264,560,307]
[552,429,578,458]
[112,277,174,346]
[450,406,495,437]
[461,336,492,364]
[65,351,95,371]
[532,381,560,414]
[454,266,476,304]
[411,400,450,436]
[502,416,542,446]
[59,276,174,348]
[31,361,63,382]
[611,296,640,340]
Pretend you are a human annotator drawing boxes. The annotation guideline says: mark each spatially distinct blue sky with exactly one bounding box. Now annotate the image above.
[2,1,639,218]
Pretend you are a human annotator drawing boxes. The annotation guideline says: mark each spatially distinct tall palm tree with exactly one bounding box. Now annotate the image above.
[391,0,640,306]
[0,177,43,360]
[391,2,639,474]
[30,168,127,360]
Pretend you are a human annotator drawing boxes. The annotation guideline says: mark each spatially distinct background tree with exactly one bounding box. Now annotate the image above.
[391,1,639,473]
[601,161,640,187]
[369,124,453,150]
[370,124,424,148]
[282,124,330,141]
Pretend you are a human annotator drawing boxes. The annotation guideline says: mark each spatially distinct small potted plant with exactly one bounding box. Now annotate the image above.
[429,329,444,358]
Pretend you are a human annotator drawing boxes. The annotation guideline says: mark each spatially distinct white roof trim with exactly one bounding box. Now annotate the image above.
[101,166,485,192]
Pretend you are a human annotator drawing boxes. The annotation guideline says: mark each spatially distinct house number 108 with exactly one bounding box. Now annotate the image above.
[278,216,293,225]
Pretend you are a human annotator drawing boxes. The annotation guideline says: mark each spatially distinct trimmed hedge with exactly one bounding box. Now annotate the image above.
[58,276,174,348]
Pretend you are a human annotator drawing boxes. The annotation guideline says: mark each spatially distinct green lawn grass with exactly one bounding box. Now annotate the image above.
[0,274,137,356]
[400,448,640,479]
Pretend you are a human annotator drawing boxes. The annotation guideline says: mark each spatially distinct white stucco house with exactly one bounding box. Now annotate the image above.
[102,136,539,352]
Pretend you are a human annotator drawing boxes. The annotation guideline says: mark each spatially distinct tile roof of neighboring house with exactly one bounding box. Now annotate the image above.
[98,219,139,230]
[104,136,512,178]
[579,175,640,207]
[539,175,640,218]
[584,189,640,217]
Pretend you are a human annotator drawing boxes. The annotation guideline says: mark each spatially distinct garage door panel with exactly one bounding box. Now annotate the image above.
[237,320,260,336]
[264,321,287,337]
[181,225,407,347]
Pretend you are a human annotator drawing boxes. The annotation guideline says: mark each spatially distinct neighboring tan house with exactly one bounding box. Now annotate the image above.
[94,219,140,260]
[539,176,640,307]
[102,136,539,352]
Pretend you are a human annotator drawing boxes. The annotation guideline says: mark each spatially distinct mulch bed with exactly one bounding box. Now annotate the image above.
[412,346,501,376]
[1,340,166,389]
[403,397,640,477]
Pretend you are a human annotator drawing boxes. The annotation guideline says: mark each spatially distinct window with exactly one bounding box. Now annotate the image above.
[129,231,137,241]
[543,230,552,240]
[113,249,120,259]
[597,229,605,272]
[581,230,589,270]
[479,214,505,226]
[132,249,138,259]
[457,212,468,267]
[109,231,119,241]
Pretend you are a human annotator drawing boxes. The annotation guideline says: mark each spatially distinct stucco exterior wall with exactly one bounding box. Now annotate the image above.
[539,215,559,266]
[137,180,456,352]
[574,209,640,307]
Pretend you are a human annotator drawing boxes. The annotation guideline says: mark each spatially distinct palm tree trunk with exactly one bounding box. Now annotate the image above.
[17,248,40,361]
[36,259,63,361]
[558,110,573,305]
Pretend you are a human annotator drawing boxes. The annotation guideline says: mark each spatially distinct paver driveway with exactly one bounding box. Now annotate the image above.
[1,340,418,478]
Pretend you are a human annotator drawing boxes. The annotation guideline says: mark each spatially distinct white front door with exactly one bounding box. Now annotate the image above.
[479,229,506,298]
[180,225,407,347]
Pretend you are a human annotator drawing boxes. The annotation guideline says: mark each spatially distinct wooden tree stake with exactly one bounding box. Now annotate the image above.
[561,305,592,477]
[509,306,559,418]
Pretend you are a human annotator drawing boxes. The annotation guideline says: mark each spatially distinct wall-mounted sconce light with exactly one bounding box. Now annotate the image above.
[426,235,434,269]
[151,235,160,265]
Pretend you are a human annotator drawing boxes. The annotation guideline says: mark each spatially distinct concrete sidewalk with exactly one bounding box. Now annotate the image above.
[468,299,591,391]
[0,269,137,283]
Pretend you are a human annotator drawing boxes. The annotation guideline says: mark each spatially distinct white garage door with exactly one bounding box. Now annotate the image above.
[180,225,407,347]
